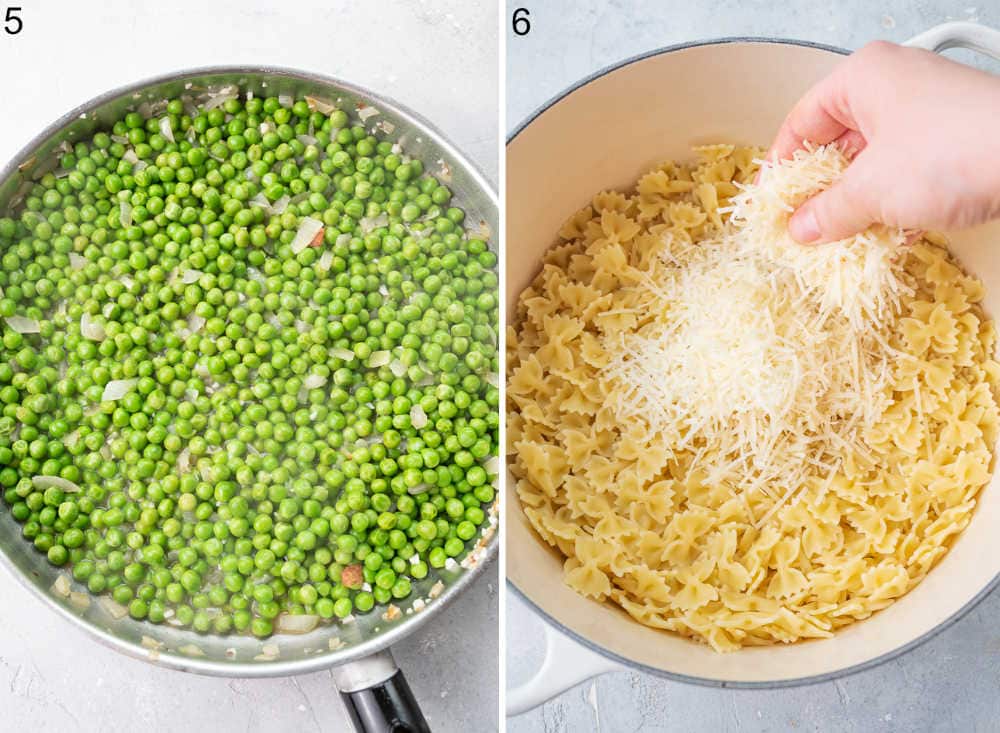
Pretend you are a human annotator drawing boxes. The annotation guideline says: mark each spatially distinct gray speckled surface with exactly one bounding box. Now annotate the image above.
[0,1,498,731]
[506,1,1000,731]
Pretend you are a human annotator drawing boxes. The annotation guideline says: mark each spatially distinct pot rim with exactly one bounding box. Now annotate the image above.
[505,35,1000,689]
[0,63,498,678]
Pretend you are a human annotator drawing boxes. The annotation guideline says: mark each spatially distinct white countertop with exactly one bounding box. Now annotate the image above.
[0,1,498,730]
[506,1,1000,731]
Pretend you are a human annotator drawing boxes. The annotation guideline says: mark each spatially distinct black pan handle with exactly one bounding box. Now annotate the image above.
[333,649,431,733]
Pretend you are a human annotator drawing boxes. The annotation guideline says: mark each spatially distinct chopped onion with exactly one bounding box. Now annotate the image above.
[187,314,206,333]
[123,149,140,166]
[33,475,82,493]
[331,347,355,362]
[360,213,389,233]
[99,596,129,620]
[120,201,133,228]
[318,250,334,273]
[111,134,128,145]
[410,405,428,428]
[289,217,324,253]
[407,483,430,495]
[247,267,266,283]
[302,374,327,390]
[80,313,105,341]
[305,95,336,114]
[259,120,275,134]
[368,350,391,368]
[179,644,205,657]
[4,315,39,334]
[294,319,310,334]
[296,134,317,146]
[186,126,197,143]
[203,86,238,110]
[244,167,258,182]
[102,378,137,402]
[270,195,290,215]
[378,120,396,135]
[276,614,320,635]
[69,253,87,270]
[391,143,402,155]
[69,591,90,610]
[177,448,191,473]
[389,359,407,377]
[486,372,499,387]
[485,456,502,476]
[180,269,204,284]
[278,93,293,107]
[357,104,379,121]
[51,573,71,597]
[159,117,174,143]
[335,232,351,248]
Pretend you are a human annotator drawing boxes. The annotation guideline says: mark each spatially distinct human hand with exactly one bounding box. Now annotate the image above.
[768,40,1000,243]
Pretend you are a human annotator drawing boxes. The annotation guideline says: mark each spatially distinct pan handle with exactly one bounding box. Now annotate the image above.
[903,21,1000,60]
[506,620,623,717]
[332,649,430,733]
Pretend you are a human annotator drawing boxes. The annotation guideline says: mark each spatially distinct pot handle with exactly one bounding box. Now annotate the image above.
[903,21,1000,59]
[332,649,430,733]
[506,620,623,717]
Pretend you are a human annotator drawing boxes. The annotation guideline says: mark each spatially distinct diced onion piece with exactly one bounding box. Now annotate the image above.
[187,314,206,333]
[391,143,402,155]
[177,448,191,473]
[181,269,204,284]
[68,591,90,610]
[179,644,205,657]
[410,405,428,428]
[120,201,133,228]
[296,134,317,146]
[99,596,129,620]
[51,573,71,597]
[249,193,270,209]
[485,456,501,476]
[270,195,290,215]
[305,95,336,114]
[159,117,174,143]
[290,217,324,254]
[141,636,164,651]
[302,374,327,390]
[69,253,87,271]
[244,167,258,181]
[102,378,137,402]
[122,149,140,165]
[389,359,407,377]
[486,372,499,387]
[331,347,355,362]
[357,104,379,121]
[360,213,389,233]
[259,121,275,134]
[33,475,82,493]
[247,267,266,283]
[276,614,320,635]
[278,93,293,107]
[407,483,430,495]
[111,134,129,144]
[318,250,334,273]
[335,232,351,247]
[81,313,105,341]
[295,319,310,334]
[368,350,391,368]
[5,315,39,334]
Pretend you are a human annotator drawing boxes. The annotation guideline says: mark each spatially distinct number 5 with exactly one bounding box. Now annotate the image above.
[5,7,22,35]
[512,7,530,36]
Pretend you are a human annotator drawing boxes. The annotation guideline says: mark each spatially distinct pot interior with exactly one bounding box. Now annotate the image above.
[506,40,1000,683]
[0,68,499,676]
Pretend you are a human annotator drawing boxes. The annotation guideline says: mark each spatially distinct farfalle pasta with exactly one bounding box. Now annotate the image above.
[507,144,1000,651]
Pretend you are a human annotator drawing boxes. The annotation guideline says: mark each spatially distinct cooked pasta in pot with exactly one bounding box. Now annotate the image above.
[507,144,1000,651]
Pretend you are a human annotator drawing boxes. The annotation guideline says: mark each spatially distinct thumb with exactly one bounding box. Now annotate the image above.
[787,155,878,244]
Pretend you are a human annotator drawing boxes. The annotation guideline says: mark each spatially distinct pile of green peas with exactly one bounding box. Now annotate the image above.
[0,90,499,638]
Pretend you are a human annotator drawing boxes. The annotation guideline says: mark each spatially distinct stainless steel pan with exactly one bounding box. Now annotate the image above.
[0,65,499,732]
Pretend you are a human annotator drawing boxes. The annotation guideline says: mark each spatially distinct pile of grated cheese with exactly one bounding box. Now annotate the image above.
[604,145,912,524]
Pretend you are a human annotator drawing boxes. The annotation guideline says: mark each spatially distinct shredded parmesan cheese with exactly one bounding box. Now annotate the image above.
[603,145,910,524]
